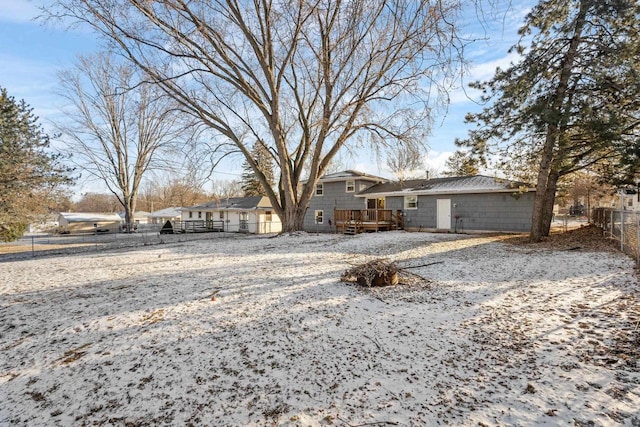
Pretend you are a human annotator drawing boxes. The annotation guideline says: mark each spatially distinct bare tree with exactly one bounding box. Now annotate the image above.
[211,180,243,201]
[57,52,192,231]
[386,146,424,182]
[138,172,210,211]
[74,192,122,213]
[48,1,465,231]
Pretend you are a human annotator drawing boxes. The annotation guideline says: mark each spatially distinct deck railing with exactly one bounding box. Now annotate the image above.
[333,209,403,233]
[334,209,392,223]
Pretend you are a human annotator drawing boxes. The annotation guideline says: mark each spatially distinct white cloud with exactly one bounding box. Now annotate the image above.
[469,50,522,83]
[352,161,392,179]
[448,50,522,106]
[422,150,452,176]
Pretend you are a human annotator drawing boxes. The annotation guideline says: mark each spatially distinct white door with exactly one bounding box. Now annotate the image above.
[437,199,451,230]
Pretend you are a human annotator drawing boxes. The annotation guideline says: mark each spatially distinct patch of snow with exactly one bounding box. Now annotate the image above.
[0,231,638,425]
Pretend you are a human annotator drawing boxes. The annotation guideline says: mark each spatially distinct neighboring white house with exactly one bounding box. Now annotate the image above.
[147,207,183,225]
[57,212,123,234]
[181,196,282,234]
[118,211,151,224]
[614,188,640,210]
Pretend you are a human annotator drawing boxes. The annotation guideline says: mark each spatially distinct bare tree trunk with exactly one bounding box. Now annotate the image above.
[282,205,306,233]
[123,196,136,233]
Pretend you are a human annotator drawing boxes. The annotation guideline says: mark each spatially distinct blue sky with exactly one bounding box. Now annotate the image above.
[1,0,531,193]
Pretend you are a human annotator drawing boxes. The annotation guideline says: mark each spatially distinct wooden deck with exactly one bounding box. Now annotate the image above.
[334,209,404,235]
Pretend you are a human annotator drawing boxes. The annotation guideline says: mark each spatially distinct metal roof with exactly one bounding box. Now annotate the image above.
[58,212,123,223]
[301,170,389,184]
[358,175,534,196]
[148,207,183,217]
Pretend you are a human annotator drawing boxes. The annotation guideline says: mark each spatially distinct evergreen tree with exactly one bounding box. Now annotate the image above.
[460,0,640,242]
[442,150,480,177]
[241,141,275,197]
[0,87,73,241]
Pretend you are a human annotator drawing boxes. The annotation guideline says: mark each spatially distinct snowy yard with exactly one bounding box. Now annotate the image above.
[1,230,639,426]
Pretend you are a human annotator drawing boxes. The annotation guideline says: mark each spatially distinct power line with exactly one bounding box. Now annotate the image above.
[211,170,243,178]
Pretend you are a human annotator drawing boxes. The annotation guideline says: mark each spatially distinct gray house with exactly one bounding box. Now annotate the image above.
[303,170,388,232]
[359,175,536,233]
[303,171,536,233]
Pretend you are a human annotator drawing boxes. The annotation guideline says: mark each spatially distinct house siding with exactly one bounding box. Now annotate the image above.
[304,179,379,232]
[180,206,282,234]
[390,192,535,232]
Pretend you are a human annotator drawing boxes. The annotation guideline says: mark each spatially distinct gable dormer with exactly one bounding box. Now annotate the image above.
[313,170,388,196]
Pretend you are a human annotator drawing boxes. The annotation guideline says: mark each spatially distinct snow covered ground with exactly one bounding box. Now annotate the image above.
[1,231,638,426]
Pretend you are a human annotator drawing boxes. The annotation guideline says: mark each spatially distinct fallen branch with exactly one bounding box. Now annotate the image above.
[402,261,444,269]
[364,334,382,352]
[402,270,428,281]
[337,416,399,426]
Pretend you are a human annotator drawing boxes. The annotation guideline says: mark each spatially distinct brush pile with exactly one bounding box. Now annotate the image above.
[341,259,401,287]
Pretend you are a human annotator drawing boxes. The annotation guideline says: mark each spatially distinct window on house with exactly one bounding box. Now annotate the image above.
[265,211,272,222]
[315,183,324,196]
[315,210,324,224]
[198,211,202,219]
[404,195,418,209]
[219,211,224,219]
[346,180,355,193]
[189,211,193,219]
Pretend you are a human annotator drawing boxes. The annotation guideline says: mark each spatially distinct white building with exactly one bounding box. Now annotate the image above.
[181,196,282,234]
[57,212,123,234]
[147,207,183,225]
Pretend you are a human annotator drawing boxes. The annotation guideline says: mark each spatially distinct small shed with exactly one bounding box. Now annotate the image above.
[57,212,123,234]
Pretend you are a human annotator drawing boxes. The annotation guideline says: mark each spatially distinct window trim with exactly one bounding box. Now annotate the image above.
[315,183,324,196]
[346,180,355,193]
[315,210,324,224]
[265,211,272,222]
[404,195,418,210]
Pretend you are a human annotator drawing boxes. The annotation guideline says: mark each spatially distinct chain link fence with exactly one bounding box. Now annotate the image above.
[0,221,272,260]
[591,207,640,263]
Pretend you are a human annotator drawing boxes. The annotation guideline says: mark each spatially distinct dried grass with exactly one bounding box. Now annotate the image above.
[502,224,618,253]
